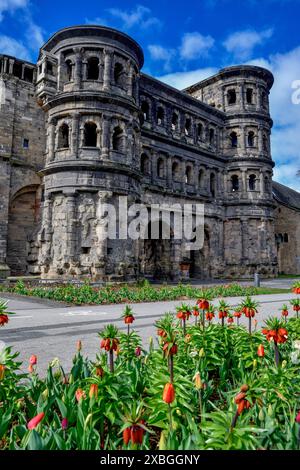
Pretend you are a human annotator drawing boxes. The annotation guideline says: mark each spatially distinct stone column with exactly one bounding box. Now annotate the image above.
[3,57,8,74]
[241,169,247,197]
[74,48,82,89]
[103,49,113,91]
[8,59,14,75]
[57,53,64,91]
[64,191,78,261]
[21,64,25,80]
[71,113,80,157]
[241,218,249,261]
[47,118,56,163]
[239,83,245,110]
[82,60,88,81]
[240,125,246,153]
[167,157,173,188]
[38,194,53,271]
[102,115,110,158]
[256,85,261,110]
[259,170,264,197]
[0,160,11,277]
[127,61,133,97]
[258,126,264,153]
[181,160,186,193]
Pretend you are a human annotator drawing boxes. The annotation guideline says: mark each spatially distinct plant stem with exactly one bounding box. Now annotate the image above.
[183,318,186,336]
[198,389,202,423]
[109,349,114,373]
[169,355,174,383]
[274,341,280,367]
[127,324,130,336]
[230,410,239,430]
[168,403,173,431]
[221,317,224,327]
[249,317,252,335]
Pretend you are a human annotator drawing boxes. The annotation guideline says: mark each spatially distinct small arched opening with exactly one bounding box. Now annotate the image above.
[84,122,97,147]
[112,127,124,152]
[58,123,70,149]
[87,57,99,80]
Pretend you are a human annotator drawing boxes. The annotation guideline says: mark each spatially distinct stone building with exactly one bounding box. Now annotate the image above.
[0,25,299,281]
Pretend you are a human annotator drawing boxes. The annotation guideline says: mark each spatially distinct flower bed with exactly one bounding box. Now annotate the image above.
[0,280,290,305]
[0,286,300,450]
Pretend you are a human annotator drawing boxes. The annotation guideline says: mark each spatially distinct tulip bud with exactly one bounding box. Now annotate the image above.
[282,360,287,369]
[257,344,265,357]
[267,404,273,416]
[149,336,154,352]
[0,364,5,381]
[29,355,37,365]
[76,340,82,352]
[61,417,68,430]
[89,383,98,399]
[135,346,142,357]
[158,430,167,450]
[27,412,45,430]
[75,388,86,402]
[296,411,300,424]
[199,348,205,357]
[41,388,49,400]
[253,359,257,368]
[163,383,175,404]
[193,372,203,390]
[28,364,34,373]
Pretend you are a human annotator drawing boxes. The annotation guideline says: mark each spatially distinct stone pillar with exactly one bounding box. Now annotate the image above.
[38,194,53,272]
[222,86,226,111]
[239,83,245,110]
[103,49,113,91]
[47,118,56,163]
[241,218,249,261]
[3,57,8,74]
[241,169,247,197]
[259,170,264,197]
[57,53,63,91]
[127,61,133,97]
[21,64,25,80]
[71,113,80,157]
[8,59,14,75]
[258,126,264,153]
[167,157,173,188]
[181,160,186,193]
[256,85,261,110]
[74,48,82,89]
[240,125,246,153]
[82,60,88,81]
[0,160,11,277]
[102,115,110,158]
[64,191,78,261]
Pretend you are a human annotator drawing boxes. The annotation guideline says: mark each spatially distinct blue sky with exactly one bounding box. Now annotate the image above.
[0,0,300,190]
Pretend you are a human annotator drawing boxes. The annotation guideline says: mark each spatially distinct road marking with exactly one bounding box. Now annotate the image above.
[60,311,109,317]
[13,315,33,319]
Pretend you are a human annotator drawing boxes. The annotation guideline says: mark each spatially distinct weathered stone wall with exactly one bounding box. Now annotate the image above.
[274,203,300,274]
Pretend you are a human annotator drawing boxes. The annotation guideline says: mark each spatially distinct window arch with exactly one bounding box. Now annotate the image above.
[228,89,236,105]
[84,122,97,147]
[87,57,99,80]
[157,107,164,126]
[171,112,178,131]
[248,131,255,147]
[197,123,203,140]
[141,153,150,175]
[141,101,150,121]
[231,175,239,192]
[209,128,215,145]
[246,88,253,104]
[185,118,191,136]
[249,174,257,191]
[230,131,238,148]
[114,62,124,87]
[185,166,193,185]
[65,59,73,82]
[264,176,270,193]
[210,173,216,197]
[157,158,165,178]
[284,233,289,243]
[112,126,124,151]
[263,135,268,152]
[172,162,180,181]
[58,123,69,149]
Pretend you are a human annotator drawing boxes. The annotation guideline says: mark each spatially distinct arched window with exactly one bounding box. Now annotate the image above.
[248,131,255,147]
[58,123,69,149]
[264,176,270,193]
[141,153,150,175]
[87,57,99,80]
[172,162,180,181]
[157,158,165,178]
[197,123,203,140]
[198,169,204,187]
[249,174,257,191]
[228,89,236,105]
[210,173,216,197]
[171,112,178,131]
[209,128,215,145]
[141,101,150,121]
[246,88,253,104]
[114,62,124,87]
[284,233,289,243]
[84,122,97,147]
[185,118,191,136]
[157,107,164,126]
[262,91,267,109]
[230,131,238,148]
[185,166,193,185]
[112,127,123,151]
[65,60,73,82]
[231,175,239,192]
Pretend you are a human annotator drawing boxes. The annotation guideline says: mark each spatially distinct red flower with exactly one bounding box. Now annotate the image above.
[0,314,8,327]
[227,317,234,324]
[257,344,265,357]
[130,424,144,444]
[61,418,68,430]
[281,309,288,317]
[234,311,242,318]
[123,427,131,445]
[27,412,45,430]
[89,383,98,399]
[163,383,175,404]
[135,347,142,356]
[296,411,300,424]
[29,355,37,365]
[75,388,86,402]
[197,299,209,310]
[124,315,134,324]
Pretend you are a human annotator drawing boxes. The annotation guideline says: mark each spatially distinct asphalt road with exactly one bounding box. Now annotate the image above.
[0,279,298,375]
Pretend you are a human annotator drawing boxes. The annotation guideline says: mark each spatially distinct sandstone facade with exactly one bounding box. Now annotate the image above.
[0,25,298,280]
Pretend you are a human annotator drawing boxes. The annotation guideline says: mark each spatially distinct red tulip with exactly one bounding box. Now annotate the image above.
[61,418,68,430]
[163,383,175,404]
[0,364,5,381]
[257,344,265,357]
[76,340,82,351]
[123,427,131,445]
[135,346,142,356]
[75,388,86,402]
[89,383,98,399]
[29,355,37,365]
[27,412,45,430]
[296,411,300,424]
[0,314,8,327]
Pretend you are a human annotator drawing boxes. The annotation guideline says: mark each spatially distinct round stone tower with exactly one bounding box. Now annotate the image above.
[36,25,144,280]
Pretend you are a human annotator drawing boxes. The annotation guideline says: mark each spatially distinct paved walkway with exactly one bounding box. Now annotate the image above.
[0,279,298,375]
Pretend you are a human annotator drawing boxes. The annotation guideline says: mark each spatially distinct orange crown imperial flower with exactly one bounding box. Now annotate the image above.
[0,314,9,327]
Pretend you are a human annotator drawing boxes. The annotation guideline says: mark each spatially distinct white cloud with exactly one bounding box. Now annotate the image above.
[25,17,45,51]
[0,0,28,21]
[157,67,218,90]
[180,32,215,60]
[85,17,108,26]
[0,34,30,60]
[148,45,176,72]
[107,5,162,30]
[223,28,273,60]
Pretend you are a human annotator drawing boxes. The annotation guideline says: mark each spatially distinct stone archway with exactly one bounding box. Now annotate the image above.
[7,186,40,275]
[190,227,211,279]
